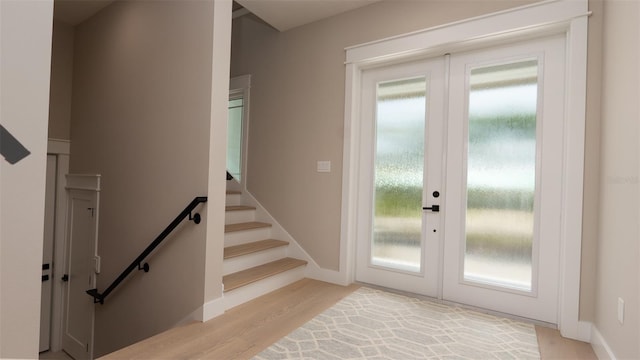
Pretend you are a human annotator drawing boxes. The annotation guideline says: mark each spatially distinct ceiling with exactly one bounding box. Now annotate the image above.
[53,0,380,31]
[54,0,114,26]
[235,0,381,32]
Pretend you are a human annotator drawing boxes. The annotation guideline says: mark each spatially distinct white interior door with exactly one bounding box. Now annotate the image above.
[355,58,445,297]
[40,154,56,352]
[62,189,97,359]
[443,35,565,323]
[355,34,566,323]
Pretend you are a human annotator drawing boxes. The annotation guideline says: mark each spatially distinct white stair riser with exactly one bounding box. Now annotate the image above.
[223,266,306,310]
[224,227,272,246]
[223,246,288,276]
[225,194,242,206]
[225,209,255,224]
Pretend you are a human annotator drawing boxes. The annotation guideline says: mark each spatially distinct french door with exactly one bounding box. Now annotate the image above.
[355,57,445,297]
[355,34,565,323]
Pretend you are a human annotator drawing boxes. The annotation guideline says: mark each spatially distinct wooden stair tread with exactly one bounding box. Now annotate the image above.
[223,258,307,292]
[224,239,289,259]
[225,222,272,233]
[226,190,241,195]
[225,205,256,212]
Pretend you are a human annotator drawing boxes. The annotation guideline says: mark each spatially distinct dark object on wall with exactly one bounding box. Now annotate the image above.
[0,124,31,164]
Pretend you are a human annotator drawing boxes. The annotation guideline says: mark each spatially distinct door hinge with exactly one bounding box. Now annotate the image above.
[87,207,95,217]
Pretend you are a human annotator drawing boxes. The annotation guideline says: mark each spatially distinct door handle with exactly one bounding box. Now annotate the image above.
[61,274,69,282]
[423,205,440,212]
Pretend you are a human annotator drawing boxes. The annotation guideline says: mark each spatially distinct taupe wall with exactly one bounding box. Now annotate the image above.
[48,20,74,141]
[231,2,639,353]
[69,1,216,356]
[231,0,536,271]
[593,0,639,357]
[0,0,53,358]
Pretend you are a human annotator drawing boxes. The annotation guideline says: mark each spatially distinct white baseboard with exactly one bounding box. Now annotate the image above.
[305,265,349,286]
[201,296,225,322]
[576,320,592,342]
[178,296,225,325]
[286,242,348,286]
[591,325,617,360]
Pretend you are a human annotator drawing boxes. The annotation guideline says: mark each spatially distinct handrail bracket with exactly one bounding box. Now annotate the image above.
[86,289,104,304]
[138,262,150,272]
[189,211,201,224]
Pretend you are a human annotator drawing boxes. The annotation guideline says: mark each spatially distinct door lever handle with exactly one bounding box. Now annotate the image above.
[423,205,440,212]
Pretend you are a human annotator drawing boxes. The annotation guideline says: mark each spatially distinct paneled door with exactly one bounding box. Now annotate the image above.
[355,34,566,323]
[63,175,100,360]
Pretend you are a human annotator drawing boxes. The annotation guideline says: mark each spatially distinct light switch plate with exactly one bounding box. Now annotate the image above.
[93,256,101,274]
[317,160,331,172]
[618,297,624,324]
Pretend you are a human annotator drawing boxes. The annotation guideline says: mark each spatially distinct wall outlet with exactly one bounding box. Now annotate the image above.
[617,297,624,324]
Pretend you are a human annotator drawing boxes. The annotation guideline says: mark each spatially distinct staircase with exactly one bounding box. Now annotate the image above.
[222,190,307,309]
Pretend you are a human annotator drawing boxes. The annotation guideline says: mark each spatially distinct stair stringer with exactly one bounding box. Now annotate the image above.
[237,189,348,286]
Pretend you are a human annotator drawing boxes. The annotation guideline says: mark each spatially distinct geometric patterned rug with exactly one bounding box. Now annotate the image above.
[254,287,540,359]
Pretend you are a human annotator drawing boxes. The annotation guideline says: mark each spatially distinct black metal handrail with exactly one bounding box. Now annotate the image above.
[86,196,208,304]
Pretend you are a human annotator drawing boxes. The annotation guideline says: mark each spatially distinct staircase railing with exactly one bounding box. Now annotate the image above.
[86,196,208,304]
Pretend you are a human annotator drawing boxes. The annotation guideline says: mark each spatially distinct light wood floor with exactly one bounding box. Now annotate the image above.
[101,279,596,359]
[536,325,597,359]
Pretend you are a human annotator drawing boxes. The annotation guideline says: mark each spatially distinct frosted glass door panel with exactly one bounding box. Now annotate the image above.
[464,60,538,291]
[372,77,427,273]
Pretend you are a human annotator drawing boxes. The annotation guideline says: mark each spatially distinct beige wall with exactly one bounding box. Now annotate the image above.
[232,2,640,352]
[593,0,639,358]
[231,0,536,271]
[48,21,74,141]
[69,0,217,356]
[0,0,53,358]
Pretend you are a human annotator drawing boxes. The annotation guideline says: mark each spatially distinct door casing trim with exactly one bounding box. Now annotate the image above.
[339,0,589,341]
[45,138,70,353]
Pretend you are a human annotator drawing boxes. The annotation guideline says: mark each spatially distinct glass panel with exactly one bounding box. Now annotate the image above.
[227,97,243,181]
[464,59,538,291]
[372,77,426,273]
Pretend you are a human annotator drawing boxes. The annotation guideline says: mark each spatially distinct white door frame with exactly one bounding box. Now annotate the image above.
[45,139,70,353]
[41,154,56,352]
[229,74,252,192]
[339,0,589,340]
